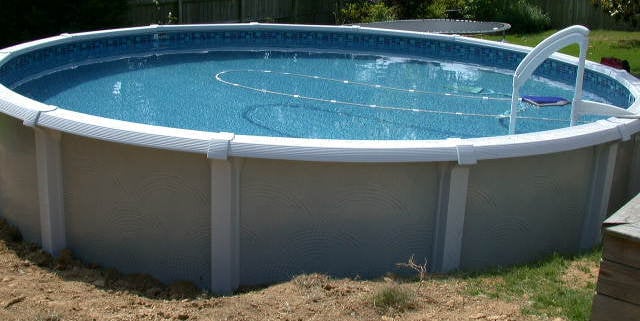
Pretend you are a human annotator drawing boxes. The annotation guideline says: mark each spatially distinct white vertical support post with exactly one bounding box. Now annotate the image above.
[580,142,618,250]
[431,164,450,272]
[209,157,241,295]
[432,163,471,273]
[34,128,66,256]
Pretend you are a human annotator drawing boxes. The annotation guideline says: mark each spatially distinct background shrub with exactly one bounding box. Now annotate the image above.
[420,0,468,19]
[336,1,398,24]
[503,1,551,33]
[0,0,128,48]
[336,0,550,32]
[463,0,551,32]
[593,0,640,27]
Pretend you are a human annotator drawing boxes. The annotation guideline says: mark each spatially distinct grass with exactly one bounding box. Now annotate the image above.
[464,248,602,321]
[372,283,416,314]
[479,30,640,76]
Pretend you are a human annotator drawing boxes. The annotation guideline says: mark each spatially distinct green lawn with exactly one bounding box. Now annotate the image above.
[479,30,640,76]
[463,248,602,321]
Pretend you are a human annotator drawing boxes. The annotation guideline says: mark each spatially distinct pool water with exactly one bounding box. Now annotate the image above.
[14,50,608,140]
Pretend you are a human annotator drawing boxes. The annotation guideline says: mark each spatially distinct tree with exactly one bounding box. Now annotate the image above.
[592,0,640,26]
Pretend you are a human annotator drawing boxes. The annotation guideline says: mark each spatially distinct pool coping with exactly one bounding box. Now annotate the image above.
[1,23,639,164]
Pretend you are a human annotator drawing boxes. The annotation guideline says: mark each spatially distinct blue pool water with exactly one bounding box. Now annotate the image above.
[14,50,608,140]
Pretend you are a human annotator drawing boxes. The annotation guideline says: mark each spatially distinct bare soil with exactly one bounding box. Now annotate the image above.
[0,219,587,321]
[561,261,599,291]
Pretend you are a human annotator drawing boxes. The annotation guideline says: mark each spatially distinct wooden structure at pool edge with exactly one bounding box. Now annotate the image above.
[591,193,640,321]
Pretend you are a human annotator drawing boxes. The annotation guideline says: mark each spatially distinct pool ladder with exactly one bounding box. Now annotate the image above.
[508,25,636,135]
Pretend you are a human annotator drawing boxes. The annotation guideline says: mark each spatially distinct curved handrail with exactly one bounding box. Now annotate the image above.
[509,26,589,134]
[509,25,638,134]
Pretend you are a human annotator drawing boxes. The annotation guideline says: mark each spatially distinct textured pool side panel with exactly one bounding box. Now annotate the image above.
[0,113,40,243]
[238,159,440,285]
[609,136,639,213]
[61,134,211,289]
[462,147,594,269]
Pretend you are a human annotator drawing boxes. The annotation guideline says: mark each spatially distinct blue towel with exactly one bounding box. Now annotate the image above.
[521,95,570,107]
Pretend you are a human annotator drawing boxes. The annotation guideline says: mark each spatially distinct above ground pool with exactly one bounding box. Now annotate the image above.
[1,24,639,294]
[9,49,613,140]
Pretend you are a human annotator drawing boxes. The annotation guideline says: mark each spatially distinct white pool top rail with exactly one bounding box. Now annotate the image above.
[0,23,639,164]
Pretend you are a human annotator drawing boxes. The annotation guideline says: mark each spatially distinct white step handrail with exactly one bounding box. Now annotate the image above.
[509,25,637,134]
[509,26,589,134]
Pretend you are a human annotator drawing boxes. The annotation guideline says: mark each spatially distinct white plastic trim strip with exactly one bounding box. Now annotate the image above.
[35,108,216,154]
[608,118,635,141]
[22,110,41,127]
[209,158,240,294]
[12,106,640,163]
[0,86,57,121]
[432,164,470,273]
[440,165,470,272]
[34,128,66,256]
[207,132,235,160]
[0,52,9,68]
[455,144,477,165]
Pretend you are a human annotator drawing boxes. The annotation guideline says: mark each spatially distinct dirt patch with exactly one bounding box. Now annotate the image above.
[0,219,547,321]
[561,259,599,291]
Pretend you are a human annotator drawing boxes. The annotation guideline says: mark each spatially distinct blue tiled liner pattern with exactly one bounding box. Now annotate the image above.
[0,29,633,108]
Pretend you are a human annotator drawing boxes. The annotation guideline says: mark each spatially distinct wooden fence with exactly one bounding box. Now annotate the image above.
[534,0,636,30]
[127,0,342,26]
[127,0,638,30]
